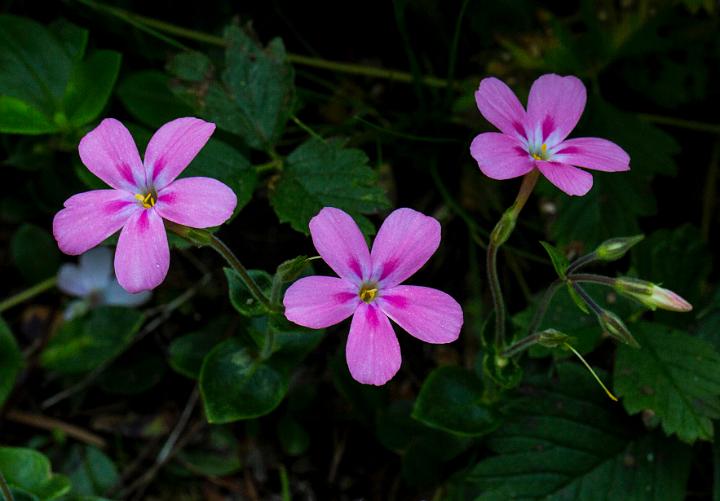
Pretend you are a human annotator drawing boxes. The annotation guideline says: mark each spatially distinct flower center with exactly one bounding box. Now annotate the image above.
[134,191,156,208]
[359,283,379,303]
[530,143,549,161]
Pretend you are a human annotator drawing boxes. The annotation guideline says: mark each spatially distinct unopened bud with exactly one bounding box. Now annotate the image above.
[537,329,575,349]
[615,277,693,312]
[598,310,640,348]
[491,210,517,246]
[595,235,644,262]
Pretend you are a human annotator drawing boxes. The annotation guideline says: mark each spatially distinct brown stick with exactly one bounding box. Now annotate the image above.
[5,409,106,449]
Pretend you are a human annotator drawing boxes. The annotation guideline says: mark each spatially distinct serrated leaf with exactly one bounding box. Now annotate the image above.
[167,51,212,82]
[614,322,720,443]
[0,318,22,408]
[540,241,569,279]
[199,338,288,422]
[412,366,497,436]
[0,447,71,500]
[467,364,691,500]
[270,138,390,234]
[41,307,144,374]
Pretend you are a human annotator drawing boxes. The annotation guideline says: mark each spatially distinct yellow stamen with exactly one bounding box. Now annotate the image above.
[134,192,156,209]
[531,143,548,161]
[359,286,378,303]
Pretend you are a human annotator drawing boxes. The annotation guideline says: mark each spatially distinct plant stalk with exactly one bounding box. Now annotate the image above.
[0,276,57,313]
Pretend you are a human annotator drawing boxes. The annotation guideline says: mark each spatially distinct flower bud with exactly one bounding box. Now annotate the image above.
[598,310,640,348]
[490,210,516,246]
[537,329,575,349]
[614,277,693,312]
[594,235,644,262]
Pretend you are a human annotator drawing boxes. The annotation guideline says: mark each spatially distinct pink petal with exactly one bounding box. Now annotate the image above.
[114,209,170,293]
[474,77,527,139]
[309,207,371,284]
[470,132,535,180]
[370,208,440,288]
[378,285,463,344]
[144,117,215,190]
[78,119,146,192]
[155,177,237,228]
[77,247,114,292]
[536,160,593,196]
[345,303,401,386]
[53,190,138,255]
[552,137,630,172]
[283,276,360,329]
[526,74,586,147]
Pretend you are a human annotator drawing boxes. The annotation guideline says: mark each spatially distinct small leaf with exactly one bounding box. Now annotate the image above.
[168,319,229,379]
[199,338,288,423]
[224,268,273,317]
[412,366,497,437]
[64,50,122,128]
[567,282,590,314]
[63,445,118,497]
[11,224,61,283]
[0,318,22,408]
[269,138,390,234]
[0,447,71,500]
[614,322,720,443]
[41,307,144,374]
[117,70,194,128]
[540,241,569,279]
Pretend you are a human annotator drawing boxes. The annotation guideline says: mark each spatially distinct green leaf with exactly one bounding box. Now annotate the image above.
[412,366,497,437]
[63,445,118,497]
[225,268,273,317]
[168,318,229,379]
[540,241,569,279]
[0,447,71,500]
[181,137,257,214]
[566,282,590,314]
[467,364,692,500]
[167,51,212,82]
[64,50,121,127]
[202,25,295,151]
[614,322,720,443]
[269,138,390,234]
[264,315,325,373]
[11,224,61,283]
[96,352,166,394]
[117,70,194,128]
[199,338,287,423]
[0,318,22,408]
[41,307,144,374]
[0,96,56,134]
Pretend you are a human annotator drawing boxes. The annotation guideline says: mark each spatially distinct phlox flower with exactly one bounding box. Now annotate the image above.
[283,207,463,386]
[57,247,151,319]
[53,117,237,292]
[470,73,630,196]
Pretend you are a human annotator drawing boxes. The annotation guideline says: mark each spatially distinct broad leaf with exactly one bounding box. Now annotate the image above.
[0,447,71,500]
[117,70,194,128]
[0,317,22,407]
[225,268,273,317]
[63,445,118,497]
[169,318,229,379]
[467,364,691,500]
[270,138,390,234]
[614,322,720,443]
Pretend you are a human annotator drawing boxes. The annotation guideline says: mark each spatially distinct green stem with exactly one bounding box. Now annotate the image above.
[527,278,564,335]
[502,333,541,358]
[0,276,57,313]
[487,170,540,348]
[565,252,598,274]
[637,113,720,135]
[564,343,618,401]
[571,282,604,316]
[207,234,274,312]
[568,273,616,287]
[0,471,14,501]
[76,0,450,88]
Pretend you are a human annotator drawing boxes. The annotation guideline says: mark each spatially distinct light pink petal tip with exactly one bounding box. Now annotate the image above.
[155,177,237,228]
[145,117,216,190]
[78,118,146,192]
[526,74,586,147]
[554,137,630,172]
[370,208,441,288]
[114,209,170,293]
[309,207,371,283]
[379,285,463,344]
[53,190,138,255]
[283,276,360,329]
[536,161,593,196]
[474,77,526,139]
[57,264,88,297]
[346,304,401,386]
[470,132,535,180]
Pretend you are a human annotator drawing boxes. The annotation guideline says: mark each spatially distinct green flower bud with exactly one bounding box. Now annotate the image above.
[614,277,693,312]
[595,235,644,262]
[490,210,516,246]
[598,310,640,348]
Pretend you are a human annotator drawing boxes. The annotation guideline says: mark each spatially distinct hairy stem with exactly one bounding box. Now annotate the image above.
[568,273,617,287]
[0,276,57,313]
[527,278,564,335]
[502,333,541,358]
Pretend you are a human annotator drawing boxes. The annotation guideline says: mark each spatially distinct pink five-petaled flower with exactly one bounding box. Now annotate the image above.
[470,73,630,196]
[283,207,463,386]
[53,117,237,293]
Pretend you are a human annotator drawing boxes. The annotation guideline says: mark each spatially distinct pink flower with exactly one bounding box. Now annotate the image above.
[283,207,463,386]
[470,74,630,196]
[53,117,237,293]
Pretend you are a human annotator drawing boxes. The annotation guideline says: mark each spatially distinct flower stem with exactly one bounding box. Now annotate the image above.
[0,470,14,501]
[570,282,605,316]
[526,278,564,335]
[487,170,540,348]
[0,276,57,314]
[568,273,617,287]
[206,234,274,312]
[564,343,618,402]
[565,252,598,274]
[502,332,541,358]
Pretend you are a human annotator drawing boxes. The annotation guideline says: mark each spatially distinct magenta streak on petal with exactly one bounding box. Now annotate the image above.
[365,304,380,328]
[554,145,580,155]
[348,259,363,280]
[157,191,176,204]
[117,163,136,187]
[377,259,399,282]
[334,291,358,304]
[512,121,525,137]
[513,146,529,157]
[137,210,150,232]
[151,157,166,182]
[541,115,555,142]
[104,200,133,215]
[379,294,409,309]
